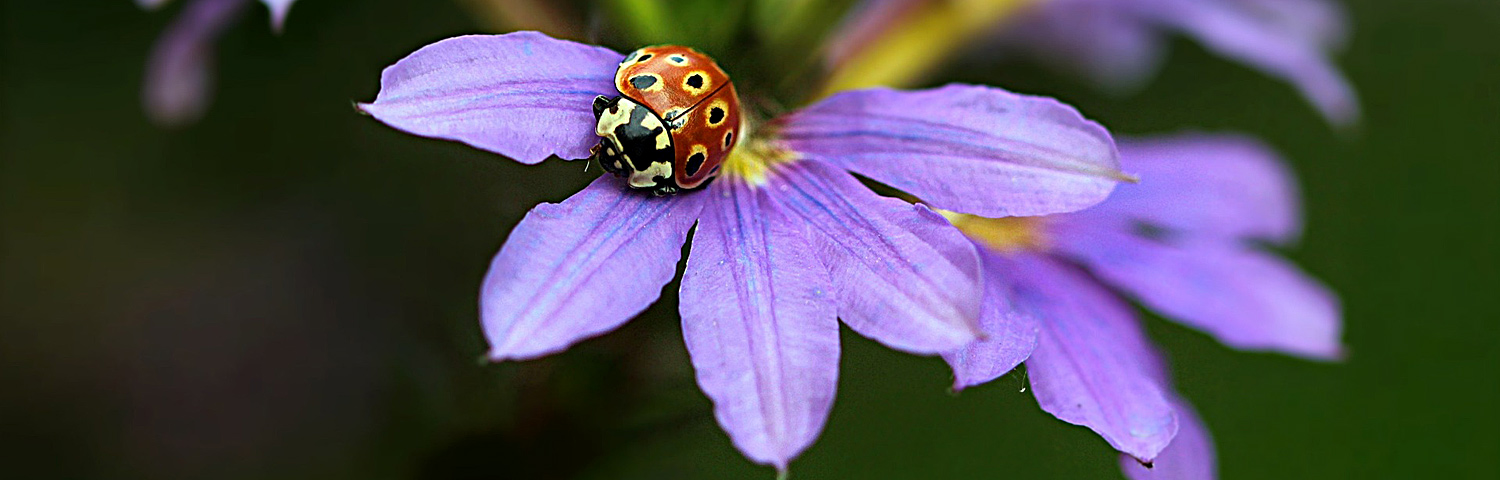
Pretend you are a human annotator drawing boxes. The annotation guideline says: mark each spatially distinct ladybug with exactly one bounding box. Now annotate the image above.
[592,46,742,196]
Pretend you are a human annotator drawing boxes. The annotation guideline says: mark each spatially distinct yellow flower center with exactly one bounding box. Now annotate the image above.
[718,122,799,187]
[942,211,1051,253]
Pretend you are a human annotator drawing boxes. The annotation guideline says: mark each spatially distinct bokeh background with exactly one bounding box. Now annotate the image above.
[2,0,1496,478]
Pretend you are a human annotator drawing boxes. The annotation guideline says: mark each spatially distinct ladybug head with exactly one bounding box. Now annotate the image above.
[591,95,676,192]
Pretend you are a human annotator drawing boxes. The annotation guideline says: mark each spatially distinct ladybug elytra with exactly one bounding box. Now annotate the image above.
[592,46,742,196]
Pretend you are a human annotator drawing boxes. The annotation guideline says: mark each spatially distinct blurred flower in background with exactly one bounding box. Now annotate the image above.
[137,0,297,126]
[358,31,1127,469]
[945,134,1343,477]
[826,0,1359,125]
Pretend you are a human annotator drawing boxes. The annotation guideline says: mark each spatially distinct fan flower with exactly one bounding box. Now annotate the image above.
[358,31,1125,469]
[827,0,1359,125]
[943,133,1343,475]
[138,0,298,126]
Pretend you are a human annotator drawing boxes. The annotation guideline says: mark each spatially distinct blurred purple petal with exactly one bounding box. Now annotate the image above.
[773,161,983,353]
[359,32,621,164]
[1081,133,1302,243]
[260,0,295,32]
[1240,0,1349,50]
[1011,253,1178,462]
[998,0,1357,125]
[1122,396,1217,480]
[681,178,840,469]
[481,176,703,360]
[1053,224,1344,360]
[142,0,249,127]
[1153,0,1360,125]
[780,85,1122,218]
[943,251,1040,390]
[993,0,1166,91]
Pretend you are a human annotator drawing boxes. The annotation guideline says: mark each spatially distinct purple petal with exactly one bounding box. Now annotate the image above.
[993,0,1167,91]
[1239,0,1350,51]
[943,250,1040,389]
[359,32,621,164]
[481,176,703,360]
[779,84,1122,218]
[996,0,1357,125]
[1009,253,1178,462]
[1079,133,1302,244]
[260,0,295,32]
[1122,396,1217,480]
[1053,224,1344,360]
[1146,0,1359,125]
[772,161,983,353]
[680,178,840,469]
[142,0,249,127]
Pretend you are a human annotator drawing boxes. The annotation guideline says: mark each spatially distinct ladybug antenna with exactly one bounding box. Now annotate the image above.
[666,83,730,122]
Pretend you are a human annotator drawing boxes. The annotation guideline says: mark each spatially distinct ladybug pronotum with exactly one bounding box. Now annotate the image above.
[592,46,742,196]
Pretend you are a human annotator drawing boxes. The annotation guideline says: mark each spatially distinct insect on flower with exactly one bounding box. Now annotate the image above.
[591,46,741,196]
[359,31,1129,470]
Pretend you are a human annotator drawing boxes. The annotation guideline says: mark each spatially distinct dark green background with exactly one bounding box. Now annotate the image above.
[2,0,1495,478]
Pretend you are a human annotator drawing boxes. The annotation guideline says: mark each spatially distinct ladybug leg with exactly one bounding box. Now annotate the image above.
[648,176,682,196]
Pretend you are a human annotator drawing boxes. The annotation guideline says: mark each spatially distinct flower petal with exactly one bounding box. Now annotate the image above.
[993,0,1167,91]
[995,0,1357,125]
[779,84,1122,218]
[1122,395,1217,480]
[359,32,621,164]
[481,176,703,360]
[260,0,295,32]
[680,178,840,469]
[943,251,1040,390]
[1081,133,1302,244]
[772,161,983,353]
[1054,224,1344,360]
[142,0,249,127]
[1119,338,1218,479]
[1008,253,1178,462]
[1148,0,1359,125]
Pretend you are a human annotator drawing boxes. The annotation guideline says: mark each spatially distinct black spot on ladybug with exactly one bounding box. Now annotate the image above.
[621,50,640,64]
[686,74,704,89]
[668,54,688,65]
[709,165,721,174]
[629,75,658,90]
[637,53,654,62]
[723,131,734,147]
[685,152,706,176]
[708,107,725,125]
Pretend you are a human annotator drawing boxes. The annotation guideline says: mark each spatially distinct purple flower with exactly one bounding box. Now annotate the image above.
[943,133,1343,474]
[139,0,297,126]
[358,31,1125,469]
